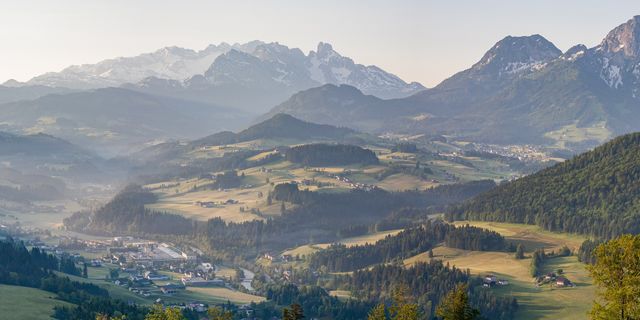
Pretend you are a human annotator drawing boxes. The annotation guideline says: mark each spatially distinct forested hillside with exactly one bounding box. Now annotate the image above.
[448,132,640,238]
[66,180,494,260]
[285,144,379,166]
[192,113,359,147]
[335,261,518,319]
[309,221,508,272]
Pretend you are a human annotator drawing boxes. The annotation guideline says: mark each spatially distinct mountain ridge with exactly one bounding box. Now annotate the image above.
[0,87,250,156]
[264,16,640,150]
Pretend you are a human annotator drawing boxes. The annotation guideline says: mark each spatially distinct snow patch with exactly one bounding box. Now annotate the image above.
[600,58,624,89]
[504,60,546,74]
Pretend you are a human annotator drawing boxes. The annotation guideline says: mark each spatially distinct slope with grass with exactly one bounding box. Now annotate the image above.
[0,284,74,320]
[404,221,594,320]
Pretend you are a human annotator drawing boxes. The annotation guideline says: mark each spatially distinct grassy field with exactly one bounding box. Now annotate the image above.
[0,199,88,230]
[143,140,531,223]
[182,287,264,304]
[452,221,588,252]
[405,221,595,320]
[329,290,352,300]
[0,284,74,320]
[544,121,611,149]
[376,173,437,191]
[144,156,433,222]
[64,269,150,305]
[281,229,404,256]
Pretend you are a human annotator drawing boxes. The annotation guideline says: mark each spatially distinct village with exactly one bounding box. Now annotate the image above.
[25,234,261,316]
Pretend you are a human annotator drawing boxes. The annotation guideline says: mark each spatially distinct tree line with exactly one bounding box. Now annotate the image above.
[0,238,149,320]
[65,180,497,261]
[309,221,508,272]
[285,143,379,166]
[334,260,518,320]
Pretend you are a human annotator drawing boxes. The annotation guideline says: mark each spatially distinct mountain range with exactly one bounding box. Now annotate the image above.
[0,88,250,156]
[0,41,423,154]
[5,41,424,108]
[15,41,263,89]
[268,16,640,150]
[123,42,425,111]
[2,16,640,154]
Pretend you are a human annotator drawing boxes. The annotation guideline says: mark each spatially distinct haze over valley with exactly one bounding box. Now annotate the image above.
[2,3,640,320]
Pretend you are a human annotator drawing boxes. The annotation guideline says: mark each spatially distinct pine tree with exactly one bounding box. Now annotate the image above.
[388,285,420,320]
[83,262,88,278]
[207,306,233,320]
[515,244,525,259]
[435,284,480,320]
[587,234,640,320]
[145,305,185,320]
[283,303,304,320]
[368,303,387,320]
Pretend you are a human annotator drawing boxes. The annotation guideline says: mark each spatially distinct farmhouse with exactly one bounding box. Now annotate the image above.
[484,275,497,285]
[160,287,177,295]
[556,277,572,287]
[263,252,275,261]
[199,262,215,272]
[144,271,170,281]
[196,201,217,208]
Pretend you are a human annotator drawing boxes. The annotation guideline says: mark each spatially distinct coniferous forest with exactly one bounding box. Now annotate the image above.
[447,132,640,239]
[309,221,508,272]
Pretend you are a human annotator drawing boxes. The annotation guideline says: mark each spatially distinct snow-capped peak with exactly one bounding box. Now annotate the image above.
[25,42,261,89]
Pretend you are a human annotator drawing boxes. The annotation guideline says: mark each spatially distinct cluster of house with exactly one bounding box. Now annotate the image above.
[536,272,574,287]
[107,241,198,267]
[94,238,234,297]
[483,275,510,288]
[195,199,239,208]
[263,252,294,262]
[388,155,415,160]
[471,143,549,162]
[112,261,226,298]
[259,167,273,173]
[331,174,379,191]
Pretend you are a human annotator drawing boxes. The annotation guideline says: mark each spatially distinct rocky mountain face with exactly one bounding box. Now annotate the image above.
[268,16,640,150]
[591,15,640,95]
[307,43,425,98]
[125,42,425,112]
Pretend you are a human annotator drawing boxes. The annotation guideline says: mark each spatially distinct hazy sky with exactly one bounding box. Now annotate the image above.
[1,1,639,87]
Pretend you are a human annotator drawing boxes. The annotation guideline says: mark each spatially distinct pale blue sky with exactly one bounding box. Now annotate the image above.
[1,1,639,86]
